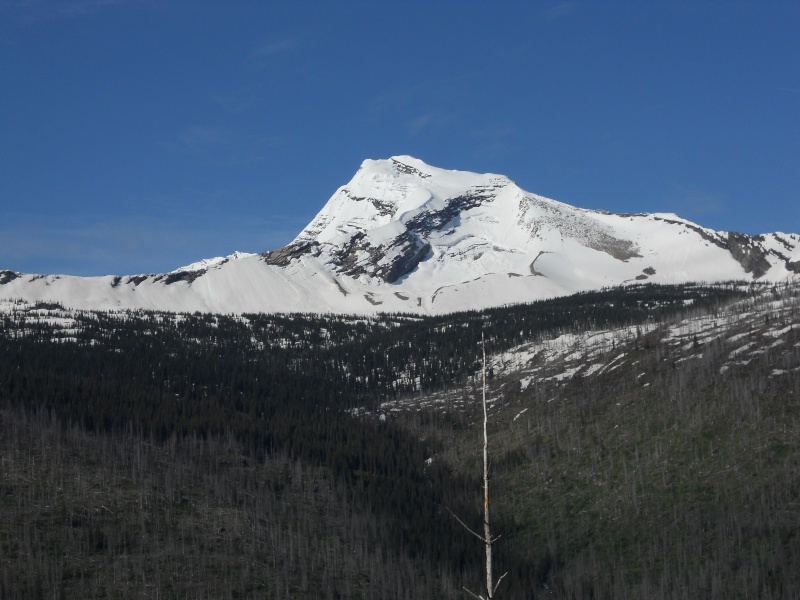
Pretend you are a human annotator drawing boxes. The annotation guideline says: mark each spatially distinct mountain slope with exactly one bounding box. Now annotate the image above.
[2,156,798,314]
[2,282,798,598]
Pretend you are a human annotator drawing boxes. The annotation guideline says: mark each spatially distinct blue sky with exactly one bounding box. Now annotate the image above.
[1,0,798,276]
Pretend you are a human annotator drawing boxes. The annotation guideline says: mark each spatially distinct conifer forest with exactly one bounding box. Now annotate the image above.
[1,282,798,598]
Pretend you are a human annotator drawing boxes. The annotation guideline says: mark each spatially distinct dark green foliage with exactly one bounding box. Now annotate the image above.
[1,282,795,598]
[0,407,467,598]
[425,283,800,599]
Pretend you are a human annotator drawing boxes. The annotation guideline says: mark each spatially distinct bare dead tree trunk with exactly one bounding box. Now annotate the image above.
[482,333,494,598]
[451,333,507,600]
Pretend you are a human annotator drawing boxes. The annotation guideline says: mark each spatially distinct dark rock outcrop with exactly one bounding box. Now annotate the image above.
[262,241,319,267]
[652,217,774,279]
[726,232,772,279]
[0,271,20,285]
[154,270,207,285]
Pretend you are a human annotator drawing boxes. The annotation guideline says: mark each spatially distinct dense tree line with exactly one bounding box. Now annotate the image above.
[1,406,473,598]
[1,282,795,598]
[421,282,800,598]
[2,282,747,410]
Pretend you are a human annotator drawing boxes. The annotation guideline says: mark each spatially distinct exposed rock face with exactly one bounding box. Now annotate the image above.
[127,275,149,286]
[522,197,641,261]
[269,158,795,290]
[404,187,501,237]
[725,232,772,279]
[262,241,319,266]
[380,241,431,284]
[281,174,510,284]
[359,188,499,283]
[285,158,655,288]
[155,270,207,285]
[651,217,781,279]
[0,271,20,285]
[390,157,431,178]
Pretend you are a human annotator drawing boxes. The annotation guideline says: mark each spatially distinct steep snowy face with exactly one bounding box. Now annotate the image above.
[295,156,499,243]
[265,156,646,285]
[267,156,514,283]
[258,156,799,313]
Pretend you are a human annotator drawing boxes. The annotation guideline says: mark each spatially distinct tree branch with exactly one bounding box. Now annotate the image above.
[493,571,508,595]
[446,506,485,544]
[463,586,486,600]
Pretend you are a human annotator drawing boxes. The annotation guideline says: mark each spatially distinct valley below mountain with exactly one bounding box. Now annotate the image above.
[1,281,798,598]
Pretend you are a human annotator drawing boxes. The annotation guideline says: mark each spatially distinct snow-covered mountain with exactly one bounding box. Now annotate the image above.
[2,156,799,315]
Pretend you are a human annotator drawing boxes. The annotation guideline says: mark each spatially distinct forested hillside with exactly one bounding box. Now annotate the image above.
[1,282,798,598]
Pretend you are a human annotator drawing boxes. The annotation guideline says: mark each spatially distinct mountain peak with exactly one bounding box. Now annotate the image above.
[292,156,514,251]
[356,155,510,185]
[1,157,798,315]
[358,155,434,176]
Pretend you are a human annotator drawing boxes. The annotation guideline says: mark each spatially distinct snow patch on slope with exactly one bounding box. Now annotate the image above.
[1,156,798,315]
[171,251,256,274]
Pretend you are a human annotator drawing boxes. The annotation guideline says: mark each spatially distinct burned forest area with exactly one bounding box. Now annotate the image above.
[1,282,799,599]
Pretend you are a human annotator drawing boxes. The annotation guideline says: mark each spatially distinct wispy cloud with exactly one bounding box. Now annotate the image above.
[0,210,307,276]
[367,85,420,116]
[405,111,455,137]
[251,37,298,58]
[162,125,280,165]
[542,2,579,23]
[469,125,516,154]
[176,126,232,153]
[211,86,259,115]
[668,186,726,220]
[406,114,433,136]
